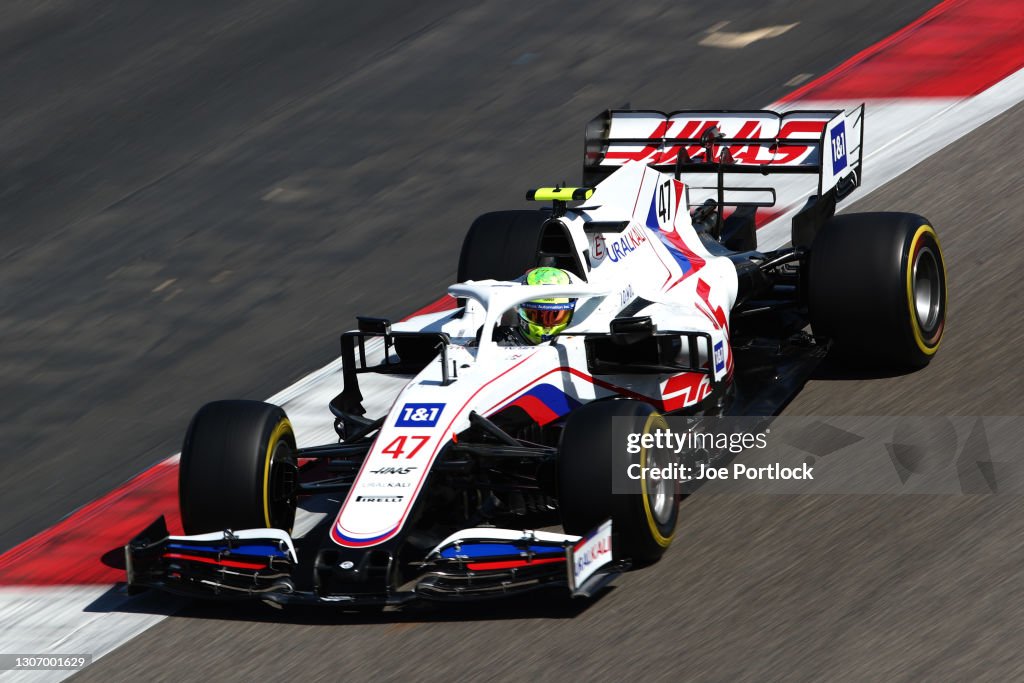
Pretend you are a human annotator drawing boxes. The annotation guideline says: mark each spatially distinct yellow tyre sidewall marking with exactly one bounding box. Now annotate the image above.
[263,418,294,529]
[639,412,674,548]
[905,224,947,355]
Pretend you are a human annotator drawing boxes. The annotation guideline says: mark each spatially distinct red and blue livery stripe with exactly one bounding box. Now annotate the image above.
[496,383,581,425]
[330,526,398,547]
[439,542,565,560]
[644,192,706,287]
[165,542,288,557]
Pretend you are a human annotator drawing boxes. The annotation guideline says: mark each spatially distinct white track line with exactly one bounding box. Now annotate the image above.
[757,66,1024,250]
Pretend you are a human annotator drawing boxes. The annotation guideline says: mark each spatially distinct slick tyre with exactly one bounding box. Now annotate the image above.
[808,212,947,369]
[179,400,298,535]
[558,400,679,566]
[457,210,547,282]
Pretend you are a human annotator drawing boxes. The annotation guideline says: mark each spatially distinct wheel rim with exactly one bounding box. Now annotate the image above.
[912,245,941,332]
[268,440,298,529]
[646,438,674,525]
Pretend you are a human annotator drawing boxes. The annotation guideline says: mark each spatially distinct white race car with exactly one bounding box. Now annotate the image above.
[127,106,947,605]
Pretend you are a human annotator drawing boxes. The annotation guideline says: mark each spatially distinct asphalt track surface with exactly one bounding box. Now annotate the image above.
[3,0,1021,681]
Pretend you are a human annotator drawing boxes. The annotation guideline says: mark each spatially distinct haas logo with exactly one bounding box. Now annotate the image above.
[370,466,417,475]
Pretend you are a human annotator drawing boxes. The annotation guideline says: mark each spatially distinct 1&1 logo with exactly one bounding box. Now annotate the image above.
[830,121,847,175]
[395,403,445,427]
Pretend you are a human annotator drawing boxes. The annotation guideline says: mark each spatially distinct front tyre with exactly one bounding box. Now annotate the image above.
[179,400,298,535]
[558,400,679,566]
[808,212,947,369]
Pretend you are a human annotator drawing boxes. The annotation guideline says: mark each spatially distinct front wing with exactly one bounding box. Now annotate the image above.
[125,517,621,606]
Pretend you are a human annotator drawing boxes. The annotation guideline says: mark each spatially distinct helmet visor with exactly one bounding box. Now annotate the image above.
[519,301,574,328]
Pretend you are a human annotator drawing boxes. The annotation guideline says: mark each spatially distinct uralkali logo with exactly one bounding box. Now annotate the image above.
[606,225,648,262]
[572,519,613,589]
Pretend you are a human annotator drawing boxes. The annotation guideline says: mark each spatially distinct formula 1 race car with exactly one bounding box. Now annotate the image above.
[126,106,947,605]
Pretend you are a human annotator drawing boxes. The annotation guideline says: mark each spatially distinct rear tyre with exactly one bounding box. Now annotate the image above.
[808,212,947,369]
[457,210,547,282]
[558,400,679,566]
[179,400,298,535]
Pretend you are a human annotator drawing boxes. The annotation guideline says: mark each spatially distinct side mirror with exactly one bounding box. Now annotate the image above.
[609,316,657,346]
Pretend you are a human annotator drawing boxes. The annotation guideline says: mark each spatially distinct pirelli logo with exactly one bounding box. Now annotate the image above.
[355,495,404,503]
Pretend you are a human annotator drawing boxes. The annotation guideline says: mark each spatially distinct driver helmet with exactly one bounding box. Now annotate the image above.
[517,267,576,344]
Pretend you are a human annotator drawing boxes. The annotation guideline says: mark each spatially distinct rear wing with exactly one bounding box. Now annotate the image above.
[583,107,864,205]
